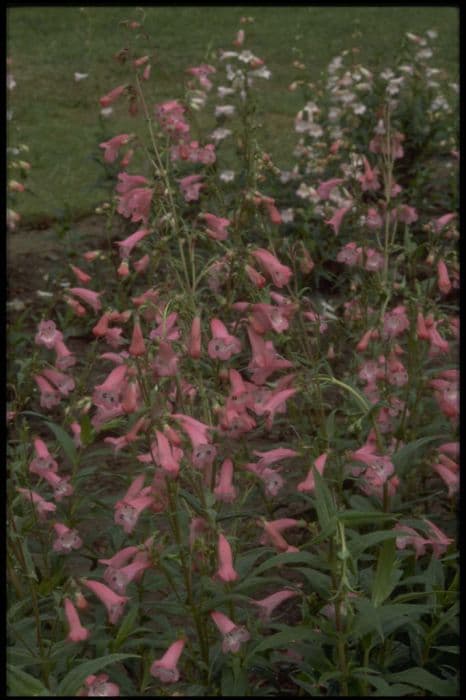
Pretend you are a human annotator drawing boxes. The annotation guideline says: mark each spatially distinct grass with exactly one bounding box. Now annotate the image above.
[7,6,459,223]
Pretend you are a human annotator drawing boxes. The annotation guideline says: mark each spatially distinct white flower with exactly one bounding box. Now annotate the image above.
[249,66,271,79]
[210,127,232,142]
[238,50,255,63]
[215,105,235,117]
[280,208,294,223]
[380,68,394,81]
[217,85,235,98]
[352,102,367,115]
[426,29,438,40]
[416,49,433,60]
[219,170,235,182]
[74,72,89,82]
[100,107,113,118]
[7,73,16,90]
[219,51,238,61]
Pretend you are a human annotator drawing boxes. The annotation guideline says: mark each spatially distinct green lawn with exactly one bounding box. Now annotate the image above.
[7,6,459,223]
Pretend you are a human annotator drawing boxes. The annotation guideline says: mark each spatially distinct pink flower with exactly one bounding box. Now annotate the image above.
[81,579,129,625]
[188,316,202,358]
[172,413,212,448]
[154,430,183,478]
[29,438,58,476]
[104,559,151,595]
[35,320,62,349]
[214,458,237,502]
[245,264,267,288]
[150,639,185,684]
[317,178,345,200]
[93,364,127,409]
[99,546,139,570]
[297,453,328,493]
[434,212,456,233]
[70,264,92,285]
[382,305,410,338]
[251,590,298,621]
[233,29,245,47]
[215,533,239,582]
[366,207,383,229]
[254,447,299,468]
[117,183,153,224]
[424,520,453,558]
[149,311,181,342]
[115,227,151,259]
[69,287,102,313]
[392,204,418,225]
[257,388,297,426]
[53,338,76,370]
[114,491,153,534]
[34,375,62,409]
[134,253,149,273]
[80,674,120,697]
[252,249,292,288]
[210,611,250,653]
[325,206,351,235]
[40,368,75,396]
[432,453,459,497]
[247,327,293,385]
[358,157,380,191]
[99,84,126,108]
[99,134,131,163]
[178,174,204,202]
[64,598,89,643]
[208,319,242,360]
[41,471,74,501]
[151,341,179,377]
[394,524,429,558]
[260,518,304,553]
[437,259,452,295]
[129,319,146,356]
[363,248,384,272]
[53,523,83,554]
[337,242,363,266]
[200,212,231,240]
[16,488,56,520]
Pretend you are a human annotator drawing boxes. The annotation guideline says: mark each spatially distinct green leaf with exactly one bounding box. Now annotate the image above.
[349,529,401,560]
[58,653,140,696]
[246,626,322,661]
[386,668,458,696]
[312,467,336,533]
[45,420,77,466]
[372,539,398,607]
[7,664,49,696]
[112,605,139,651]
[338,510,399,527]
[392,435,446,476]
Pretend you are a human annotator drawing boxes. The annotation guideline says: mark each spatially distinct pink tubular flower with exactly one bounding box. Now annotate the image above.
[432,453,459,497]
[104,558,151,595]
[99,134,131,163]
[251,590,298,621]
[35,320,62,349]
[434,212,456,233]
[366,207,383,230]
[53,338,76,370]
[154,430,183,478]
[208,318,242,360]
[424,520,453,558]
[134,253,149,273]
[172,413,212,448]
[251,248,293,288]
[200,212,231,241]
[116,227,151,259]
[129,319,146,356]
[40,368,75,396]
[151,341,179,377]
[178,174,204,202]
[247,326,293,385]
[214,458,237,502]
[81,579,129,625]
[260,518,304,553]
[53,523,83,554]
[69,287,102,313]
[80,674,120,697]
[382,305,410,338]
[64,598,89,643]
[297,452,328,493]
[99,84,126,108]
[211,611,250,653]
[254,447,299,468]
[257,388,297,426]
[117,184,153,224]
[337,242,363,267]
[29,438,58,476]
[16,488,56,520]
[358,157,380,191]
[70,264,92,285]
[245,264,267,288]
[150,639,185,684]
[34,374,61,409]
[114,488,153,535]
[93,364,127,410]
[325,205,351,235]
[188,316,202,358]
[437,259,452,295]
[215,533,239,582]
[317,178,345,200]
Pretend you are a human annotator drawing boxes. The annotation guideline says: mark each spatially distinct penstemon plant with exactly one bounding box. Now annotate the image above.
[7,15,458,697]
